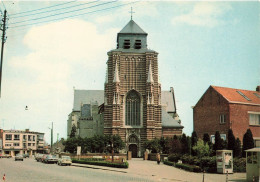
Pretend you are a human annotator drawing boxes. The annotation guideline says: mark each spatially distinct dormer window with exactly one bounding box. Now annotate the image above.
[135,40,141,49]
[123,39,130,49]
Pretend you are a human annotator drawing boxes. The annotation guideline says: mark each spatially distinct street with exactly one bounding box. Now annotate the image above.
[0,158,154,182]
[0,157,247,182]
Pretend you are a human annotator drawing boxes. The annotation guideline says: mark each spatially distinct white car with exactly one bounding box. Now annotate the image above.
[57,156,72,166]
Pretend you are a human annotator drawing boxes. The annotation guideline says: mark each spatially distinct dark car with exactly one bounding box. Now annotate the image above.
[23,153,29,158]
[43,155,58,164]
[15,154,24,161]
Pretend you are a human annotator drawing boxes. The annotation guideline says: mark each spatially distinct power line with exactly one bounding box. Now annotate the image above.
[8,1,139,29]
[10,1,100,19]
[9,1,77,16]
[9,1,117,25]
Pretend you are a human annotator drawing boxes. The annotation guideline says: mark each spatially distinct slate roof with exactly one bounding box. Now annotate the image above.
[161,90,176,113]
[73,90,104,111]
[72,89,183,128]
[161,109,183,128]
[119,20,147,34]
[212,86,260,105]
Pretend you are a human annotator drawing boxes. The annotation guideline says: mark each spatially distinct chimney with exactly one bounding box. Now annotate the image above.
[25,129,29,133]
[256,86,260,92]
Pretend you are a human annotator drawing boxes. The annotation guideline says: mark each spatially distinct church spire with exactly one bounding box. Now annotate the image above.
[113,61,120,83]
[147,61,154,83]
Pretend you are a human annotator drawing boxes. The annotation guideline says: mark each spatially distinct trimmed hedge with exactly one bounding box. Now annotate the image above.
[72,159,129,168]
[73,158,105,162]
[163,160,174,166]
[175,163,201,173]
[168,154,217,173]
[233,158,246,172]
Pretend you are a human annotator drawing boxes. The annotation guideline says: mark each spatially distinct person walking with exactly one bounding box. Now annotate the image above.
[156,152,161,165]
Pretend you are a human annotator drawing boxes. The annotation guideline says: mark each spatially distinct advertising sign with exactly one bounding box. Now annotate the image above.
[77,146,81,156]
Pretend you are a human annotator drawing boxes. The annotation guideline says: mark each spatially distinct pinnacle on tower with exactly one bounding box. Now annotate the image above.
[113,61,120,83]
[147,61,154,83]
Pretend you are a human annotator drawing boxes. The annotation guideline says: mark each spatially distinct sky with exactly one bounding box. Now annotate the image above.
[0,1,259,144]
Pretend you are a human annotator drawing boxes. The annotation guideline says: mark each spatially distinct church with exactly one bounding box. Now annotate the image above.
[67,19,183,157]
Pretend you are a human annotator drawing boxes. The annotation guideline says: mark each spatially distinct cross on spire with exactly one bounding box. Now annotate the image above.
[129,7,135,20]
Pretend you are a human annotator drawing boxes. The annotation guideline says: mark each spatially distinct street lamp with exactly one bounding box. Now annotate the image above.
[48,122,53,153]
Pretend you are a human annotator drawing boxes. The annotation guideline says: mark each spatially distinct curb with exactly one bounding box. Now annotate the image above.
[71,163,127,173]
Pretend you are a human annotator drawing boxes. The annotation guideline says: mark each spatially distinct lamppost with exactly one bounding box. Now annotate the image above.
[48,122,53,153]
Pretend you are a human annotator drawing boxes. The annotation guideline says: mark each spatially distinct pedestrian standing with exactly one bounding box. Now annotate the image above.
[156,153,160,165]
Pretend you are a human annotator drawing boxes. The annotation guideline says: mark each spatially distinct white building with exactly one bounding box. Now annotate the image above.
[0,129,45,156]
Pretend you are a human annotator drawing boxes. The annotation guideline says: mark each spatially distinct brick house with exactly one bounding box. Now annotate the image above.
[193,85,260,147]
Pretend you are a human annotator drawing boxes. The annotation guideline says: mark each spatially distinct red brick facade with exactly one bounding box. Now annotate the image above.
[194,86,260,144]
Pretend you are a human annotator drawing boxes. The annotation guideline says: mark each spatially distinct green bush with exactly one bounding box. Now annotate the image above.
[163,160,174,166]
[200,156,217,173]
[175,163,201,172]
[233,158,246,172]
[168,153,181,163]
[72,159,129,168]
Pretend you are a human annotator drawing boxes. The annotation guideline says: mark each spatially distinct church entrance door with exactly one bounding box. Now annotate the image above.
[129,144,138,158]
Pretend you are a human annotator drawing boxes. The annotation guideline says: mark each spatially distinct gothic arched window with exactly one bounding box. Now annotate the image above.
[125,90,140,126]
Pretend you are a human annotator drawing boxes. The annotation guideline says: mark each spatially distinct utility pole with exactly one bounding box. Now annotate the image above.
[0,10,7,98]
[51,122,53,152]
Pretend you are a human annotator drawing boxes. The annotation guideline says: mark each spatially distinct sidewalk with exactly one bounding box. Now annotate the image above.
[72,158,247,182]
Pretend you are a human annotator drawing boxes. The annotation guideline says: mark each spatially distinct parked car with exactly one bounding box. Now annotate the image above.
[35,153,43,162]
[43,155,58,164]
[57,156,72,166]
[23,153,29,158]
[15,154,24,161]
[0,154,12,158]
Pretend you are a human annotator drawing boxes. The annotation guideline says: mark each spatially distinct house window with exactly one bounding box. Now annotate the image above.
[249,113,260,125]
[5,134,12,140]
[23,135,27,140]
[14,143,20,147]
[28,143,31,146]
[33,136,35,141]
[14,134,20,140]
[210,135,215,144]
[220,114,226,124]
[220,134,226,141]
[28,135,32,141]
[125,90,141,126]
[5,144,11,147]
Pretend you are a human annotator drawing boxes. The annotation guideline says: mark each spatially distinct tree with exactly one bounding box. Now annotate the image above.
[214,131,224,151]
[242,129,254,157]
[63,137,80,153]
[144,138,162,153]
[171,136,182,154]
[234,138,241,158]
[191,131,198,147]
[191,131,198,155]
[203,133,210,144]
[159,137,171,154]
[227,129,236,151]
[105,135,125,153]
[192,139,210,158]
[180,134,189,154]
[70,124,77,138]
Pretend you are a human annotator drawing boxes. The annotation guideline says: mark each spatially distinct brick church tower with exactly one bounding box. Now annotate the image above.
[104,20,162,157]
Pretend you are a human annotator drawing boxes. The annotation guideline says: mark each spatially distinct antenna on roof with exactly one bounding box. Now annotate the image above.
[129,7,135,20]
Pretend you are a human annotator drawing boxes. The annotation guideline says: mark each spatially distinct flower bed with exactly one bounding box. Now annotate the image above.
[72,159,129,168]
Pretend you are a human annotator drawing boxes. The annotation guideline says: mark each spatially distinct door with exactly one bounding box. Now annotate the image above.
[129,144,138,158]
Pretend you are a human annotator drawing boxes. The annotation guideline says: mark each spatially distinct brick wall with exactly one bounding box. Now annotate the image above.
[194,86,260,143]
[229,104,260,142]
[194,86,230,139]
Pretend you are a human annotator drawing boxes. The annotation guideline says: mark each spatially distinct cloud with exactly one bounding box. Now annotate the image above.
[2,18,118,141]
[172,2,232,28]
